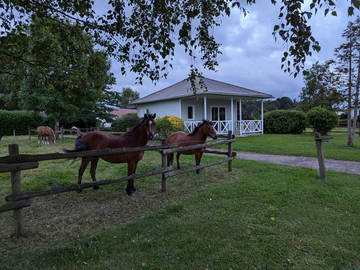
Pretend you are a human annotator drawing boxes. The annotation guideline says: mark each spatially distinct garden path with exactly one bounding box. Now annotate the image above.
[208,149,360,175]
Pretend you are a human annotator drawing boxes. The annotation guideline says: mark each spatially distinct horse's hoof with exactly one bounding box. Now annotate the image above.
[77,189,83,194]
[93,185,100,190]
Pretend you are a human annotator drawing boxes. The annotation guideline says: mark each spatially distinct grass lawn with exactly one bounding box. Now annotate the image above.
[0,136,359,269]
[216,132,360,162]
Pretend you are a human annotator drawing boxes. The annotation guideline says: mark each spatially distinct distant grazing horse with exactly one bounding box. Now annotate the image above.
[36,126,56,144]
[65,113,156,196]
[166,120,217,174]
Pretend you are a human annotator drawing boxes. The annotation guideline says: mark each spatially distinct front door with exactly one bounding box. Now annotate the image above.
[211,106,226,121]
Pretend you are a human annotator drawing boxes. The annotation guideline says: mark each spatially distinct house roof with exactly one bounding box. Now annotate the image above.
[132,77,273,104]
[111,108,137,117]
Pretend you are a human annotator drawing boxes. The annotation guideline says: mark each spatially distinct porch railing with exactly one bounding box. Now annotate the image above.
[212,120,232,134]
[237,120,262,134]
[185,120,263,135]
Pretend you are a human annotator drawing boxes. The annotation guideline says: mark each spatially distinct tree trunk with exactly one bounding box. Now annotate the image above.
[352,52,360,141]
[347,43,354,146]
[54,120,60,139]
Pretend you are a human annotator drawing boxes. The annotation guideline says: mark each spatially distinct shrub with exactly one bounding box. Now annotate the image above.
[111,113,140,132]
[264,110,306,134]
[156,115,184,137]
[0,110,42,140]
[306,106,338,135]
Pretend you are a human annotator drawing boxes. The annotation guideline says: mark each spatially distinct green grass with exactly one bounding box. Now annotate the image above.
[0,136,359,269]
[216,133,360,162]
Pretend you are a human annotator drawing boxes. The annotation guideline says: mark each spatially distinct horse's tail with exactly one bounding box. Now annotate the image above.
[63,136,89,153]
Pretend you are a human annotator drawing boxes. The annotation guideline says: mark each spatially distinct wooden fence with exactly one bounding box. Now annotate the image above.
[0,132,235,237]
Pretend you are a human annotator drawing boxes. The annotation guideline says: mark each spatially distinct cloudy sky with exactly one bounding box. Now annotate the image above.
[98,1,357,100]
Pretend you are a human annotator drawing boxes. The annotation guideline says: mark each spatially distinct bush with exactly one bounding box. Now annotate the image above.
[306,106,338,135]
[264,110,306,134]
[0,110,42,140]
[156,115,184,137]
[111,113,140,132]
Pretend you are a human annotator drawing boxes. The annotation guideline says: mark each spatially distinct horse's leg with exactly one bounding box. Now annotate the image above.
[78,158,90,193]
[90,158,100,190]
[126,160,136,196]
[195,151,203,174]
[176,153,181,169]
[167,153,174,167]
[37,135,40,144]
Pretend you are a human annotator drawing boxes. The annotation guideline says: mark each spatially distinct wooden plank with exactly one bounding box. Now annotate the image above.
[165,157,235,178]
[162,139,235,154]
[0,145,172,164]
[204,150,228,155]
[6,167,171,201]
[8,144,25,237]
[315,133,326,180]
[161,151,167,192]
[0,162,39,173]
[0,200,31,213]
[227,131,233,172]
[204,150,237,157]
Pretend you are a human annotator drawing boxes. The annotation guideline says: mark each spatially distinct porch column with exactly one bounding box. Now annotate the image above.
[261,99,264,135]
[239,99,242,136]
[230,97,234,132]
[204,96,207,119]
[178,99,182,118]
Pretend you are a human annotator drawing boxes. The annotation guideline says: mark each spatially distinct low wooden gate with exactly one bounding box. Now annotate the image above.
[0,132,235,237]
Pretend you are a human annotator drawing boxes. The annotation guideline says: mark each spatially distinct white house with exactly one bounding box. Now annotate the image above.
[132,77,273,136]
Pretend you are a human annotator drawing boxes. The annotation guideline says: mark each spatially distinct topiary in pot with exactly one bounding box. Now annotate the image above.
[306,106,338,135]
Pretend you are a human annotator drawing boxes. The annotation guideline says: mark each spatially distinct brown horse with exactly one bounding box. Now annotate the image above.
[166,120,217,174]
[36,126,56,144]
[65,113,156,196]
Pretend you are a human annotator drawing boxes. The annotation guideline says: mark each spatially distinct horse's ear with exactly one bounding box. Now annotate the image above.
[144,114,149,119]
[152,113,156,119]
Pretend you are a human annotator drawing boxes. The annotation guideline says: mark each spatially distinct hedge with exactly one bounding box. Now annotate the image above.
[112,113,140,132]
[0,110,43,140]
[156,115,184,137]
[264,110,306,134]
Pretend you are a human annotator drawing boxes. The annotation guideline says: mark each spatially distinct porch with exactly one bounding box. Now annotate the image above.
[181,95,264,136]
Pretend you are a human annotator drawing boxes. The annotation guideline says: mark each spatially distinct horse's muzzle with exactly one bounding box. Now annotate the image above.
[148,133,154,140]
[212,136,218,140]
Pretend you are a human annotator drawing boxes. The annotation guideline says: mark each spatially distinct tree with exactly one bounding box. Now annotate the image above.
[298,61,343,112]
[0,1,359,85]
[264,97,296,112]
[335,17,360,147]
[104,88,139,108]
[0,18,115,128]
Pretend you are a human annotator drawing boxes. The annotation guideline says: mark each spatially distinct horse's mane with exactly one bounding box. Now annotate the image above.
[130,118,146,132]
[189,120,211,136]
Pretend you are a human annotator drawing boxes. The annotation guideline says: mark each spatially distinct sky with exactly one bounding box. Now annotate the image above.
[96,1,358,100]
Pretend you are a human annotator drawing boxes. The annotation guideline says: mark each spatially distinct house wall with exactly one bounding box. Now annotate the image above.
[181,97,236,121]
[136,100,181,118]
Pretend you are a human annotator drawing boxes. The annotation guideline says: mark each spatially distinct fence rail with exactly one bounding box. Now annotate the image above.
[0,131,235,238]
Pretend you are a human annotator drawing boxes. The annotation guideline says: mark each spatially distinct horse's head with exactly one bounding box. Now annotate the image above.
[199,120,218,139]
[143,113,156,140]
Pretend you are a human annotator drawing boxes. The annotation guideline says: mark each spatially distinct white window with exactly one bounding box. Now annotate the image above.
[187,105,195,120]
[211,106,226,121]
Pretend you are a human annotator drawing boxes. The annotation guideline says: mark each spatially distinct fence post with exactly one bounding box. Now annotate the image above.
[28,128,31,141]
[60,127,64,143]
[8,144,25,237]
[315,133,326,180]
[160,150,168,192]
[227,130,233,172]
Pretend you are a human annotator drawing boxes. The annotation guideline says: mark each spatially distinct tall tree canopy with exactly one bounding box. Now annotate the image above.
[335,17,360,146]
[104,88,140,108]
[0,17,115,126]
[298,61,343,112]
[0,0,359,84]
